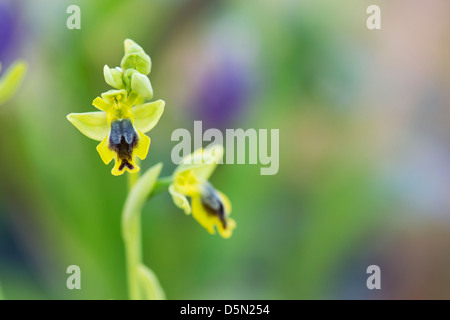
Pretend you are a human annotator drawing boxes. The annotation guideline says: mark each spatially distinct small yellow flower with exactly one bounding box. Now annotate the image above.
[67,89,164,175]
[169,145,236,238]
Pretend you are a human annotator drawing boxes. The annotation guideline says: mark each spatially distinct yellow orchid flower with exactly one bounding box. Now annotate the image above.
[67,89,164,176]
[169,145,236,238]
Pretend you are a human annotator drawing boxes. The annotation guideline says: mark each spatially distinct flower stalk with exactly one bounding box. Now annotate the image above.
[122,163,165,300]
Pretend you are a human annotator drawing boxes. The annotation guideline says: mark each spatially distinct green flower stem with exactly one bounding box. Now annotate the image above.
[138,263,165,300]
[125,177,141,299]
[152,176,174,198]
[122,162,164,300]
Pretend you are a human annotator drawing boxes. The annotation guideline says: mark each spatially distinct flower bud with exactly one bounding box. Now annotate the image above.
[123,69,153,100]
[131,72,153,100]
[121,39,151,75]
[103,65,124,89]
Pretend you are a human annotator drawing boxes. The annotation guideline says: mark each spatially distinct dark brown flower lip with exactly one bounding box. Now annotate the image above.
[200,183,227,229]
[109,119,138,171]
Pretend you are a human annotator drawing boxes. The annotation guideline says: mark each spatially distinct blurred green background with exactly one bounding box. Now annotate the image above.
[1,0,450,299]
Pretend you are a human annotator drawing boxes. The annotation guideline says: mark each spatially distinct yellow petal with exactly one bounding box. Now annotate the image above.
[169,185,191,214]
[176,145,224,181]
[191,196,216,234]
[96,135,114,164]
[111,159,139,176]
[134,130,150,160]
[92,97,111,112]
[170,170,202,197]
[132,100,165,133]
[217,217,236,239]
[67,111,109,141]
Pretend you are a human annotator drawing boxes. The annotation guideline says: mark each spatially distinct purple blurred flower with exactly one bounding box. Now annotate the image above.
[192,58,251,129]
[0,0,22,64]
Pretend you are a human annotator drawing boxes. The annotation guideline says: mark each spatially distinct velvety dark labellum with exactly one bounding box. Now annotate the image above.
[109,119,138,171]
[201,184,227,228]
